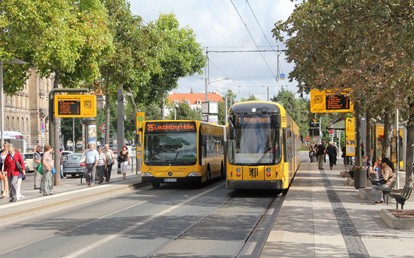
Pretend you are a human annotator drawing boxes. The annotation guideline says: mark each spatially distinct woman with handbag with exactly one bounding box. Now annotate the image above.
[3,143,26,202]
[0,142,10,199]
[41,144,54,196]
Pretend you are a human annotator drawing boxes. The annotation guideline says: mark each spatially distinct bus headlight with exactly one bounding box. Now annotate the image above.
[188,172,201,177]
[236,167,241,177]
[143,172,153,177]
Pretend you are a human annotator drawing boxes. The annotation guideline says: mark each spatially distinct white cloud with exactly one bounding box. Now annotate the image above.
[130,0,297,100]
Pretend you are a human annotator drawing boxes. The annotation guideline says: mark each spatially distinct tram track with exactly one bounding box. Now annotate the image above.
[149,188,285,258]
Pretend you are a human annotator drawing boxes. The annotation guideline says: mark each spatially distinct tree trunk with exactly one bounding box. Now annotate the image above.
[405,102,414,184]
[382,112,392,158]
[161,90,165,120]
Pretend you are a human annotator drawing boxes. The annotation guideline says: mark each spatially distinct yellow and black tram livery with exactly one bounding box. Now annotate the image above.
[226,101,301,191]
[141,120,225,188]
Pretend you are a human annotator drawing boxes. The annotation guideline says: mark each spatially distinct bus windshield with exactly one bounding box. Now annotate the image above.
[144,132,197,166]
[229,114,281,165]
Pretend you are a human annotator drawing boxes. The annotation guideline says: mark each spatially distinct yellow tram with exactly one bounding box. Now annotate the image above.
[226,101,301,191]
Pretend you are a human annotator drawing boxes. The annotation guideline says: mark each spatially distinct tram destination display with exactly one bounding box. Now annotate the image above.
[326,95,350,110]
[57,100,80,115]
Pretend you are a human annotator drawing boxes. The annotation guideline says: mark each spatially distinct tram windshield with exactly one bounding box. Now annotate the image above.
[144,131,197,166]
[228,114,281,165]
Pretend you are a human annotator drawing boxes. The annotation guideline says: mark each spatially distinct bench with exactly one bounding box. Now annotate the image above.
[388,185,413,209]
[382,180,397,205]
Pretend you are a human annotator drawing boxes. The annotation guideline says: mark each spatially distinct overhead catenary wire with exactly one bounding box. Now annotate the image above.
[230,0,276,79]
[245,0,275,51]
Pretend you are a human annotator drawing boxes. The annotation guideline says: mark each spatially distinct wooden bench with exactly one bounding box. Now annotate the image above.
[382,180,397,205]
[388,185,413,209]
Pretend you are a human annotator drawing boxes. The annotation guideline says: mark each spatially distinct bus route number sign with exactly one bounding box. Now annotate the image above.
[326,95,350,110]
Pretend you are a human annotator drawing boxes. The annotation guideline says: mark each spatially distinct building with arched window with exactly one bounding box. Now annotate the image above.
[3,68,53,150]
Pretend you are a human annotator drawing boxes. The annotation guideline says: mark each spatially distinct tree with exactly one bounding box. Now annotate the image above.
[142,13,206,118]
[271,89,310,137]
[166,103,202,121]
[273,0,414,180]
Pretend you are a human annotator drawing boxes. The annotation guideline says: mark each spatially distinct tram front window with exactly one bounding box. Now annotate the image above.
[229,114,280,165]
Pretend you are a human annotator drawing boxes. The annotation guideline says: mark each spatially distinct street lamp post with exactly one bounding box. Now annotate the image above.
[0,58,27,146]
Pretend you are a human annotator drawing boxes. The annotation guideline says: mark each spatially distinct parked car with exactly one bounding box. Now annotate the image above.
[61,150,73,157]
[62,153,85,177]
[22,153,35,173]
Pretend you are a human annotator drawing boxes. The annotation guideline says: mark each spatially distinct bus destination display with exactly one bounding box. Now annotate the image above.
[57,100,81,116]
[326,95,350,110]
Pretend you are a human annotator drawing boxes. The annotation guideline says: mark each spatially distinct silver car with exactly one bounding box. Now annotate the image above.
[62,153,85,177]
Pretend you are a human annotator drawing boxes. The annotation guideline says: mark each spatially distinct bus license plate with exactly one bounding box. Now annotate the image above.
[164,178,177,182]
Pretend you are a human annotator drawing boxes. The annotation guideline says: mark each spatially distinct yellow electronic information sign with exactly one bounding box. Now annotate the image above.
[345,116,356,156]
[310,89,354,113]
[54,94,96,118]
[135,112,145,160]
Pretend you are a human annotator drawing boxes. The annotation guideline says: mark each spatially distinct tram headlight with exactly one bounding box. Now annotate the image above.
[266,167,271,177]
[236,167,241,177]
[188,172,201,177]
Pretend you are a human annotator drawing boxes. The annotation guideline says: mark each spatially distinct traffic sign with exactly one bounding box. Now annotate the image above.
[100,123,106,133]
[329,129,334,135]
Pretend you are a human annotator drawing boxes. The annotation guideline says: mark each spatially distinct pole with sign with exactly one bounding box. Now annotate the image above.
[136,112,145,173]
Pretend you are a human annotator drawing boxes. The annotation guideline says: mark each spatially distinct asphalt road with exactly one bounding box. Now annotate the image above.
[0,179,283,258]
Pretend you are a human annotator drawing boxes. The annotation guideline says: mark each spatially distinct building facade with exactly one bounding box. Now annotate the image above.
[4,68,53,149]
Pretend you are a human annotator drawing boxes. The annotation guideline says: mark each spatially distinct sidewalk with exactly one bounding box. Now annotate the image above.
[0,169,142,224]
[261,160,414,258]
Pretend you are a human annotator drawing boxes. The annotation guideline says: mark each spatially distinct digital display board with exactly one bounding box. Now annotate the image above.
[326,95,350,110]
[310,89,354,113]
[54,94,96,118]
[146,122,196,133]
[57,100,81,116]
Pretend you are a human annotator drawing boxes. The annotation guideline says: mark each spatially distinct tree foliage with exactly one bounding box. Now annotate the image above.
[273,0,414,176]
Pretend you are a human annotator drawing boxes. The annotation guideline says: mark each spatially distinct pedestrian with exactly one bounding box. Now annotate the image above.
[96,147,106,184]
[3,143,26,202]
[33,145,42,190]
[0,142,10,199]
[60,148,64,179]
[371,157,395,204]
[103,144,114,182]
[118,146,130,179]
[41,144,54,196]
[326,142,337,170]
[15,148,25,200]
[316,140,326,169]
[83,142,99,187]
[309,144,316,162]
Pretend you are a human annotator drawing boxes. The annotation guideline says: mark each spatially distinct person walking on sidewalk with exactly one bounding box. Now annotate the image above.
[371,157,395,204]
[0,142,10,199]
[326,142,337,170]
[316,140,326,169]
[118,146,130,180]
[33,145,42,190]
[103,144,114,182]
[3,144,26,202]
[41,144,54,196]
[96,147,106,184]
[84,143,99,187]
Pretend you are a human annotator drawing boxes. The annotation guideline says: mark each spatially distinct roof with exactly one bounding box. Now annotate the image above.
[167,92,223,105]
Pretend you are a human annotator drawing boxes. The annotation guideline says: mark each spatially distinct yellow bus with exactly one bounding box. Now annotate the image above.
[141,120,225,188]
[226,101,301,192]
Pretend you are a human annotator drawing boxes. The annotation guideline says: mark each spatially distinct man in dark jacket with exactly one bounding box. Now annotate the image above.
[316,140,326,169]
[326,142,337,169]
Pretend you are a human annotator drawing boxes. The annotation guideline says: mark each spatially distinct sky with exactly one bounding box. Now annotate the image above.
[130,0,297,101]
